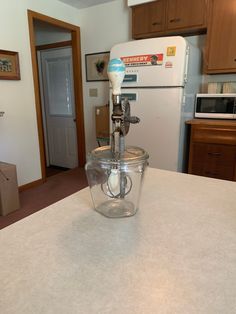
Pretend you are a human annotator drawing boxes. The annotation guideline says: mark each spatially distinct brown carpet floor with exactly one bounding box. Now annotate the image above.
[0,167,88,230]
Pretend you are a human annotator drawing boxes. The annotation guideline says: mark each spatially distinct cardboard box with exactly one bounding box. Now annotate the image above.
[95,105,110,139]
[0,162,20,216]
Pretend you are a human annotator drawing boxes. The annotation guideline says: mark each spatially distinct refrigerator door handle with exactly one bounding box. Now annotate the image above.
[183,46,190,84]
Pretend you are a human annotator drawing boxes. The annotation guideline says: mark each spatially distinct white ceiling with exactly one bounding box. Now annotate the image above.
[58,0,116,9]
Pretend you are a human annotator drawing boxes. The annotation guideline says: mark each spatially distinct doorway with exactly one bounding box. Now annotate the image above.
[27,10,86,181]
[38,47,78,171]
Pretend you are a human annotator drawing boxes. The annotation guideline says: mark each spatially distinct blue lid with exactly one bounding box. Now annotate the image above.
[108,58,125,73]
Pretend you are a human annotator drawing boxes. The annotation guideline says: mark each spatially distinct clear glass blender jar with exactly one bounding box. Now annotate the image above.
[86,145,149,218]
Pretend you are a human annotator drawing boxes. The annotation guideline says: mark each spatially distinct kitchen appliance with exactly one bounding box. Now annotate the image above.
[110,36,202,172]
[195,93,236,119]
[86,59,149,218]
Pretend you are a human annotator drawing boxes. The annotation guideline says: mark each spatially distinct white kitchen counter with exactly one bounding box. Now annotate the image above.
[1,168,236,314]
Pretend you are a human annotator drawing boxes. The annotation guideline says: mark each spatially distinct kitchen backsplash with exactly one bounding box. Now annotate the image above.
[207,82,236,93]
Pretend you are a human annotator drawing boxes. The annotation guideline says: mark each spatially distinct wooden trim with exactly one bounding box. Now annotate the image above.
[186,119,236,128]
[36,40,72,51]
[187,125,194,174]
[19,178,44,192]
[28,11,46,180]
[27,10,80,31]
[203,0,212,73]
[204,68,236,74]
[27,10,86,182]
[71,30,86,165]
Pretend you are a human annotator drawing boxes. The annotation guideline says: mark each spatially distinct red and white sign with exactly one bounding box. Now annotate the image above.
[121,54,163,67]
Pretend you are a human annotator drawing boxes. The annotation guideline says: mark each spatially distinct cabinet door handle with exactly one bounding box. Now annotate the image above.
[152,22,161,26]
[169,18,181,23]
[207,152,221,156]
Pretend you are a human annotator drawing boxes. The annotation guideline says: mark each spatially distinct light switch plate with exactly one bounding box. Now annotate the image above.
[89,88,98,97]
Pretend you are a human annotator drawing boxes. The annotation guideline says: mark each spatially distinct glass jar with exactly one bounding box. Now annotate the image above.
[85,146,149,218]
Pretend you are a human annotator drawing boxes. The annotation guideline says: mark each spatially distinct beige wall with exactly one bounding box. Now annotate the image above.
[0,0,85,185]
[79,0,131,152]
[0,0,130,186]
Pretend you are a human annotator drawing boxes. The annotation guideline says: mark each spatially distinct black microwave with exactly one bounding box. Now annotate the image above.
[195,94,236,119]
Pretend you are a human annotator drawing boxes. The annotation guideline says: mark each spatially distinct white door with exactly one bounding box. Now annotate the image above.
[40,47,78,168]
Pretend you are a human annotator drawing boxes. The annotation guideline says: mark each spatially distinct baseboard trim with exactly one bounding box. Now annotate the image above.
[19,178,44,192]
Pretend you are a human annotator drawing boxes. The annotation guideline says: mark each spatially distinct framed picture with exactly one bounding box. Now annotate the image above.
[85,51,110,82]
[0,50,20,80]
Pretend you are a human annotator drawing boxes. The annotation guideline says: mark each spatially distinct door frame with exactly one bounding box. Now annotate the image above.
[27,10,86,181]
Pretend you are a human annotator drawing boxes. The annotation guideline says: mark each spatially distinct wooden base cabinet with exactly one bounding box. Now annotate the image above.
[186,119,236,181]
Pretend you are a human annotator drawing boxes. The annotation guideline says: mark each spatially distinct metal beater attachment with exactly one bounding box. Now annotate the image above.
[111,95,140,156]
[107,58,140,157]
[107,58,140,199]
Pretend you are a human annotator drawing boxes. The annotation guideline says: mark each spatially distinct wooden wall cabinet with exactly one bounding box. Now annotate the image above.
[186,119,236,181]
[166,0,207,33]
[132,0,166,38]
[132,0,207,39]
[205,0,236,74]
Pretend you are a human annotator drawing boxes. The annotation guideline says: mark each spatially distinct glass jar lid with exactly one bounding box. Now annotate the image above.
[89,145,149,164]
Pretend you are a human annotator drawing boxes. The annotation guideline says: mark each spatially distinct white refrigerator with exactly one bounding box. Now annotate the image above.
[110,36,202,172]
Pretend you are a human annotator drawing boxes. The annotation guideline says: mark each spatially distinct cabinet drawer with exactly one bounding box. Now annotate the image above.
[191,143,236,180]
[192,162,234,180]
[192,143,236,164]
[192,126,236,145]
